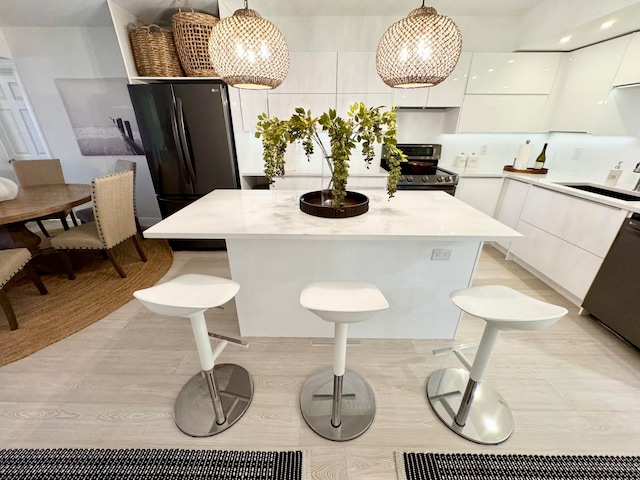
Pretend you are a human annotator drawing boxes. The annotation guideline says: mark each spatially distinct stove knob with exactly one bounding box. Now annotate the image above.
[445,175,453,182]
[400,175,406,182]
[437,176,444,182]
[422,176,428,182]
[407,175,413,182]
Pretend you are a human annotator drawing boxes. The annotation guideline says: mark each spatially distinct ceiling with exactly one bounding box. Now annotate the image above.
[0,0,638,52]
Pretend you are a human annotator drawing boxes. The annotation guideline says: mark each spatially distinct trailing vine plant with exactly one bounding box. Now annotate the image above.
[255,102,406,209]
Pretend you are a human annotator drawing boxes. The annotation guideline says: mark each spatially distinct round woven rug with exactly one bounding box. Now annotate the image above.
[0,238,173,367]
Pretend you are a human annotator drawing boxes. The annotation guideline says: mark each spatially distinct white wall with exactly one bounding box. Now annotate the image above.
[0,30,11,58]
[0,26,160,224]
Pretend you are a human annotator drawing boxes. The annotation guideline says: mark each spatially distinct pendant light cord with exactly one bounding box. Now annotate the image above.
[421,0,425,6]
[244,0,249,9]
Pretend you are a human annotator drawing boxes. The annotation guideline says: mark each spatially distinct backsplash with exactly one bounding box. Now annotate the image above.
[396,110,640,189]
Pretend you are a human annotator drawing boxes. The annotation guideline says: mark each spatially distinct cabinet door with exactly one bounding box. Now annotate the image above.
[494,178,530,250]
[465,53,560,95]
[510,220,603,301]
[454,177,504,217]
[337,52,391,94]
[545,36,629,133]
[275,52,337,94]
[239,90,267,132]
[613,32,640,87]
[457,95,548,133]
[427,52,472,107]
[519,186,627,257]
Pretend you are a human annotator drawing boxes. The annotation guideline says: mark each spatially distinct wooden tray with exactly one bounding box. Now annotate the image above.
[503,165,548,174]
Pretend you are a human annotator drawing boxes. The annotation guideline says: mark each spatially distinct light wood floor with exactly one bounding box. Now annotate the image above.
[1,245,639,479]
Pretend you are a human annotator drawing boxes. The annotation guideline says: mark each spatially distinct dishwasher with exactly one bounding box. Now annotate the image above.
[582,213,640,349]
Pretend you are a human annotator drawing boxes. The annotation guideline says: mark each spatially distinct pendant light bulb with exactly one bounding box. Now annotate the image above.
[376,4,462,88]
[209,1,290,90]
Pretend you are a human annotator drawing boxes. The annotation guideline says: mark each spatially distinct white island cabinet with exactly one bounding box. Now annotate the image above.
[143,190,521,339]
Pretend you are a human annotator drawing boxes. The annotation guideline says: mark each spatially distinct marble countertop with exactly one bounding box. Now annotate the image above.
[450,166,640,213]
[143,189,522,241]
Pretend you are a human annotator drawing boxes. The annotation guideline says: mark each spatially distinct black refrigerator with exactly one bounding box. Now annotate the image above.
[128,81,240,250]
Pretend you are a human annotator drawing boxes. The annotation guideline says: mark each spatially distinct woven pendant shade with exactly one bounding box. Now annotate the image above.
[209,7,290,90]
[376,5,462,88]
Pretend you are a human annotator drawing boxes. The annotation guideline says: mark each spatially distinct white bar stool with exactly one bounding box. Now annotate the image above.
[427,285,568,445]
[134,274,253,437]
[299,281,389,441]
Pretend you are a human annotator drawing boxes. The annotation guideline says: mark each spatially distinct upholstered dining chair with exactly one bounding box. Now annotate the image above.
[0,248,48,330]
[11,158,79,236]
[50,170,147,278]
[75,159,143,237]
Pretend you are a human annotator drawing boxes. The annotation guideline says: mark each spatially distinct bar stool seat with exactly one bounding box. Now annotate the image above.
[134,274,253,437]
[427,285,567,445]
[299,281,388,442]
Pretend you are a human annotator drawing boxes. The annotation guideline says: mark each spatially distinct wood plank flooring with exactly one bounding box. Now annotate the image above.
[1,244,639,479]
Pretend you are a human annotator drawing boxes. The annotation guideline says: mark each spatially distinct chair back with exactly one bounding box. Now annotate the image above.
[114,160,138,215]
[11,159,65,186]
[92,171,136,249]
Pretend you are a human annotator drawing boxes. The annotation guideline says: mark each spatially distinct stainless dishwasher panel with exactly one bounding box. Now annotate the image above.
[582,213,640,349]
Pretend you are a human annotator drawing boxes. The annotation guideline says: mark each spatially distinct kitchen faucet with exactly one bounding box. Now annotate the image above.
[635,162,640,191]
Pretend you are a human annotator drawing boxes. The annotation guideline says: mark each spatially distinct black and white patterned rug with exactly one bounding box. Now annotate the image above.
[0,448,307,479]
[396,452,640,480]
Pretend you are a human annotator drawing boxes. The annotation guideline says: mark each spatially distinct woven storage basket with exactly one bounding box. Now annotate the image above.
[129,24,185,77]
[172,10,219,76]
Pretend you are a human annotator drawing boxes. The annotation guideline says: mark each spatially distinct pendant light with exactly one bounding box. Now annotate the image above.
[376,1,462,88]
[209,0,290,90]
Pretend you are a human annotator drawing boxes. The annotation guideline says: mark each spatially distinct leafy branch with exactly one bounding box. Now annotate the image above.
[255,102,406,208]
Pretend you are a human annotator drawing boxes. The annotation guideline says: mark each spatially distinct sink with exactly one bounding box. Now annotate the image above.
[557,183,640,202]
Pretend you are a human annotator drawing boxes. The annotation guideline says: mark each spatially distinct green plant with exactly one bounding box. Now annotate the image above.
[255,102,406,208]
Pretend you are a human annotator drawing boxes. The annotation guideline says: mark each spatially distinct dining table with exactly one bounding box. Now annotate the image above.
[0,183,91,251]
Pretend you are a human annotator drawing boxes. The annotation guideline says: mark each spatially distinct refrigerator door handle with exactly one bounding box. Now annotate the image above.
[169,96,193,189]
[176,96,198,187]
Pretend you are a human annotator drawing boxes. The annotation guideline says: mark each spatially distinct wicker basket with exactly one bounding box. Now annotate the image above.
[172,10,219,77]
[129,24,184,77]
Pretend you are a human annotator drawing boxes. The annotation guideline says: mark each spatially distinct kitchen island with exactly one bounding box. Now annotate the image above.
[143,189,521,339]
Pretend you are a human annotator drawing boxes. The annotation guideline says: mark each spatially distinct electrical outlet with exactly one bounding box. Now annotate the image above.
[431,248,452,261]
[480,144,488,155]
[572,146,583,161]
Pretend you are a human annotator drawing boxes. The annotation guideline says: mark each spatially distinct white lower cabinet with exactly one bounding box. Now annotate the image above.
[454,177,504,217]
[494,178,530,250]
[503,184,627,304]
[509,220,603,300]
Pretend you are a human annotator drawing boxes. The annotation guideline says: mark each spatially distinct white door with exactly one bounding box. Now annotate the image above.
[0,59,49,164]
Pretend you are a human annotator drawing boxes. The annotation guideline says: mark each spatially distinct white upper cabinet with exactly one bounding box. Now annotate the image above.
[274,52,338,94]
[426,52,472,107]
[613,32,640,87]
[457,94,548,133]
[465,53,561,95]
[390,52,472,108]
[337,52,391,94]
[544,36,629,133]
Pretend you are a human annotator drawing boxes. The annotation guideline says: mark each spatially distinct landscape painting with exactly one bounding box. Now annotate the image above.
[55,78,143,156]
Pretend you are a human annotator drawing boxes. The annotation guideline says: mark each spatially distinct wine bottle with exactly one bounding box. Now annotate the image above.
[534,143,548,170]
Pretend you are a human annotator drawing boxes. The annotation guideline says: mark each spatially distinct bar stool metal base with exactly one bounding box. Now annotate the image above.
[427,368,514,445]
[174,363,253,437]
[300,366,375,441]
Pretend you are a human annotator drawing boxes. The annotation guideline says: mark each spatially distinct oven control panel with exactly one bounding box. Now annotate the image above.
[399,173,458,185]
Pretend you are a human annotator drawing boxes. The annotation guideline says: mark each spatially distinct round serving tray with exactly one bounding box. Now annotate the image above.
[299,190,369,218]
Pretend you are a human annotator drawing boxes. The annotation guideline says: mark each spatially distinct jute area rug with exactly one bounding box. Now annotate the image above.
[0,238,172,367]
[396,452,640,480]
[0,448,308,479]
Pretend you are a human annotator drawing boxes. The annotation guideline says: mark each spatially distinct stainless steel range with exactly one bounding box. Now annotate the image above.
[381,143,458,195]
